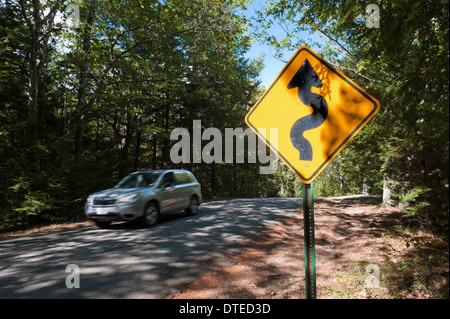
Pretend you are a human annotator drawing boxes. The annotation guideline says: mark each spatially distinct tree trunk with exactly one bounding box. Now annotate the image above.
[362,178,369,195]
[19,0,60,136]
[339,174,344,196]
[152,133,158,170]
[337,154,344,195]
[383,175,393,206]
[162,100,170,168]
[118,118,134,177]
[27,36,38,123]
[74,2,96,161]
[210,162,216,196]
[134,129,141,171]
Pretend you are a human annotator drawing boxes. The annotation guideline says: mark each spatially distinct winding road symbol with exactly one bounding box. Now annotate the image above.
[287,59,328,161]
[245,45,380,183]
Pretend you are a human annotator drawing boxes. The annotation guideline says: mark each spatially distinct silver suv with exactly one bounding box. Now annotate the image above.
[85,169,202,228]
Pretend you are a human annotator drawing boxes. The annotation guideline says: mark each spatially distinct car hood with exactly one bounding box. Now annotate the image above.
[91,188,147,199]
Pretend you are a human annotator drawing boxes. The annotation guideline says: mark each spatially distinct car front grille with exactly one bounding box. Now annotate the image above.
[93,198,116,206]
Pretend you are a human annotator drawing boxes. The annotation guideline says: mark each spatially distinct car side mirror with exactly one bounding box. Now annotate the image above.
[163,181,173,189]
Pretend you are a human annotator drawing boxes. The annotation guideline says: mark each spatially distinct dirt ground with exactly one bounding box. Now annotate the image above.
[167,196,448,299]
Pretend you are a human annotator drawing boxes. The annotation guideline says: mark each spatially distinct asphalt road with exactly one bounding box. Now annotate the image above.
[0,198,300,299]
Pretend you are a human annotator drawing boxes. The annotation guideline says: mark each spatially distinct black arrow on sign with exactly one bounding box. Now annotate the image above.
[288,59,328,161]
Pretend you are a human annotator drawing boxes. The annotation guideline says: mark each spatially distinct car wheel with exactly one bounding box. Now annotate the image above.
[143,202,159,227]
[94,221,111,228]
[185,196,199,216]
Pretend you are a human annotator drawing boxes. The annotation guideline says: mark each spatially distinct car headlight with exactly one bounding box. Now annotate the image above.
[119,193,141,203]
[86,195,93,203]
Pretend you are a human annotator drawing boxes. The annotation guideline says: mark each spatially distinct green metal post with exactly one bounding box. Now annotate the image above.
[303,183,316,299]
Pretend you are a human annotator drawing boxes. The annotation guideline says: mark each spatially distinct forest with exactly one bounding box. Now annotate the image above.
[0,0,448,239]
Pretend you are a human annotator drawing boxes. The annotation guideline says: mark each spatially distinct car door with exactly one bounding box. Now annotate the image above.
[173,171,191,209]
[157,172,178,213]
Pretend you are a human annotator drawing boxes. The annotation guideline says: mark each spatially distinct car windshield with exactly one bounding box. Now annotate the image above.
[114,172,161,188]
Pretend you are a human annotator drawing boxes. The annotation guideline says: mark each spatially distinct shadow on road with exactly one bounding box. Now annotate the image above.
[102,211,190,230]
[0,198,300,299]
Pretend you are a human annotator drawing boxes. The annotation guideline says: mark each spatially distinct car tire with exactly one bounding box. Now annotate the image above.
[185,196,199,216]
[94,221,111,228]
[143,202,159,227]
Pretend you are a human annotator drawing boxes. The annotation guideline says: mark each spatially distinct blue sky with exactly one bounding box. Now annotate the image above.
[241,0,289,89]
[240,0,325,89]
[245,36,288,89]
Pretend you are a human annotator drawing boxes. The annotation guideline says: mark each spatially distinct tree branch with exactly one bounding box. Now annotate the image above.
[316,29,354,59]
[328,61,380,82]
[17,0,32,29]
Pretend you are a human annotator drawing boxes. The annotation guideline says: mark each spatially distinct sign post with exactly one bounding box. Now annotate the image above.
[245,45,380,299]
[303,183,316,299]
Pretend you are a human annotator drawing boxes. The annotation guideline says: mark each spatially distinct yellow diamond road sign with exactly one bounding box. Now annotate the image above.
[245,46,380,184]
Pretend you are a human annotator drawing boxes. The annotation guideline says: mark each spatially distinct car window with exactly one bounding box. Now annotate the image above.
[186,172,196,183]
[174,172,185,185]
[141,173,160,187]
[114,172,161,188]
[175,171,196,185]
[159,172,175,187]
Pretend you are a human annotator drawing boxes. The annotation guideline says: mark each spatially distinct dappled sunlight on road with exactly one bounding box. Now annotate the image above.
[0,198,300,298]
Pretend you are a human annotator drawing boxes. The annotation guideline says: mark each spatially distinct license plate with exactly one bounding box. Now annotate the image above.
[96,207,109,215]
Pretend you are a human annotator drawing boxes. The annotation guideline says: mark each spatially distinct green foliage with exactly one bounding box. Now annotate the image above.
[0,0,265,228]
[254,0,449,234]
[267,163,303,198]
[1,0,448,236]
